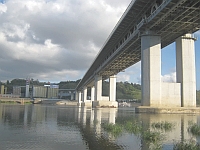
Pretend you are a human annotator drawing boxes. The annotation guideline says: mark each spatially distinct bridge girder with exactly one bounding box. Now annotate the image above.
[76,0,200,90]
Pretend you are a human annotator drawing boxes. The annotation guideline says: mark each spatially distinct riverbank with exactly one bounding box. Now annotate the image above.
[0,98,33,104]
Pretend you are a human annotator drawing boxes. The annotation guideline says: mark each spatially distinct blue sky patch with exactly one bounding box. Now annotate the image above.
[0,0,5,3]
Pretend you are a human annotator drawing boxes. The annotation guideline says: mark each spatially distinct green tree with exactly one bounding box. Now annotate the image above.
[197,90,200,105]
[59,79,81,89]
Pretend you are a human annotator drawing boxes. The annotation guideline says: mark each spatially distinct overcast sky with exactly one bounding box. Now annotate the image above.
[0,0,199,89]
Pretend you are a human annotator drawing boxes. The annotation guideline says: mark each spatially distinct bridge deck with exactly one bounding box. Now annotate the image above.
[77,0,200,90]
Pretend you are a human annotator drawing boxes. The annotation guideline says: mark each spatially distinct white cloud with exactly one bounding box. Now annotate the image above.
[117,62,141,84]
[162,72,176,83]
[0,3,6,13]
[0,0,132,82]
[2,22,30,39]
[117,74,130,82]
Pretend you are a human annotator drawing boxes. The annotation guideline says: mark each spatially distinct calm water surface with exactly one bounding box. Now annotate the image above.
[0,104,200,150]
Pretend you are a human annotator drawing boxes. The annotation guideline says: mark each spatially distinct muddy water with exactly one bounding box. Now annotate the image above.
[0,104,199,150]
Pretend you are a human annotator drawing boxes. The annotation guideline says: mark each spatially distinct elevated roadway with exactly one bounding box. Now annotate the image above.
[76,0,200,108]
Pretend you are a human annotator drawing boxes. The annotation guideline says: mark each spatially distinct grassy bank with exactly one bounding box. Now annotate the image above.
[0,98,32,104]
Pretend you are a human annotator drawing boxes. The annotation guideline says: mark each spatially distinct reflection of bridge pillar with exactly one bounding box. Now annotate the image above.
[94,108,102,135]
[109,75,116,102]
[90,109,95,127]
[139,114,197,150]
[77,107,81,123]
[176,34,196,107]
[24,105,28,126]
[82,107,87,126]
[108,108,117,124]
[141,33,161,106]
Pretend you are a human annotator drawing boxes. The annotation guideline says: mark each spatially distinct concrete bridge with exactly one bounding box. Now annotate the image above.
[75,0,200,108]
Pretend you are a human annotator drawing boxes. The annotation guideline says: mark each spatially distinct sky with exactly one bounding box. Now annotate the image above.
[0,0,199,90]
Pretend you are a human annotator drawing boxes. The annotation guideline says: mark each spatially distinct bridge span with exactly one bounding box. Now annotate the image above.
[76,0,200,108]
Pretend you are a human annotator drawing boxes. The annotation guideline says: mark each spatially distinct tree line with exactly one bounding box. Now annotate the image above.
[1,78,200,103]
[0,78,141,100]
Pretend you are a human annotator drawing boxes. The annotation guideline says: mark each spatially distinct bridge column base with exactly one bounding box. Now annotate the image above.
[135,106,200,114]
[92,101,118,108]
[77,102,82,106]
[81,101,92,107]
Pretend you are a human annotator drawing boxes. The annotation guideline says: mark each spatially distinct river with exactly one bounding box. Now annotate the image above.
[0,104,200,150]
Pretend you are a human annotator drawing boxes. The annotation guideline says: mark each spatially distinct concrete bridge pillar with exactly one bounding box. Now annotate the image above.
[83,87,87,102]
[109,75,116,101]
[77,91,82,106]
[71,92,74,100]
[141,33,161,106]
[94,75,102,101]
[176,34,196,107]
[75,91,78,101]
[81,86,92,107]
[92,75,118,107]
[91,86,95,101]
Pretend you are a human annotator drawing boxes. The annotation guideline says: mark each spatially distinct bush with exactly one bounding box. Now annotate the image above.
[188,123,200,136]
[174,140,200,150]
[151,121,174,131]
[102,123,123,137]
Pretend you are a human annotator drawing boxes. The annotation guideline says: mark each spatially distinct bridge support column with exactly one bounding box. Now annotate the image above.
[92,75,118,107]
[91,86,95,101]
[176,34,196,107]
[77,91,82,106]
[83,87,87,102]
[71,92,74,100]
[141,34,161,106]
[94,75,102,101]
[81,86,92,107]
[75,91,78,101]
[109,75,116,101]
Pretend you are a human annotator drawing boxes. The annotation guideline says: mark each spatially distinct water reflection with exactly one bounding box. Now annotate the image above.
[0,104,200,150]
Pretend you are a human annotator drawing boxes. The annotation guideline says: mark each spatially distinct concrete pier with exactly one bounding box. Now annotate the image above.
[77,33,197,110]
[92,75,118,108]
[109,75,116,102]
[77,91,82,106]
[141,33,161,106]
[75,0,200,111]
[176,34,196,107]
[94,75,102,101]
[137,33,197,112]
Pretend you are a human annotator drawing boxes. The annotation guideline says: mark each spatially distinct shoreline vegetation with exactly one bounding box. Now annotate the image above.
[0,98,33,104]
[102,120,200,150]
[0,79,199,104]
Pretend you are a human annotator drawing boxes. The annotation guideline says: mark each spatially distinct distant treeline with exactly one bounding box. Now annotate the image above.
[1,78,200,102]
[101,81,141,100]
[0,78,141,100]
[0,79,81,94]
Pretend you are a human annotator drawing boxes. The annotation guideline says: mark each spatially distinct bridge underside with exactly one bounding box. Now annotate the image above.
[100,0,200,78]
[76,0,200,108]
